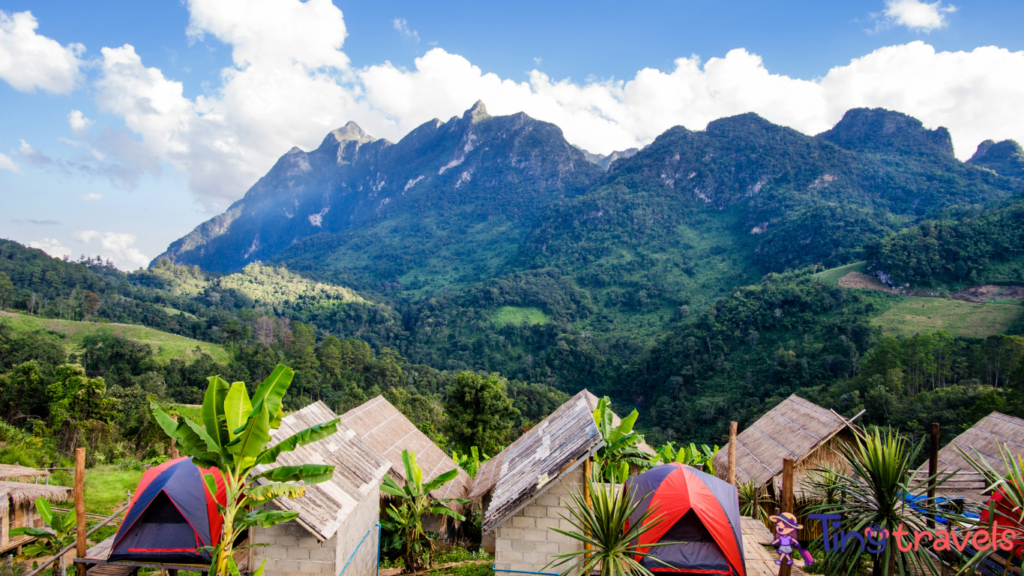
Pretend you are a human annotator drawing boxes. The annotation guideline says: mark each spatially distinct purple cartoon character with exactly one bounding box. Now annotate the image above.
[769,512,814,566]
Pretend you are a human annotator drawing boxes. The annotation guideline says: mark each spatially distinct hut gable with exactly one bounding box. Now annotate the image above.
[0,482,70,518]
[913,411,1024,503]
[471,389,651,503]
[712,394,858,490]
[341,396,471,504]
[480,390,602,531]
[254,401,390,541]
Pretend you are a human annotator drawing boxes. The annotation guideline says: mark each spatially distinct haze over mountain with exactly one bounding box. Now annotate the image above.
[157,104,1021,321]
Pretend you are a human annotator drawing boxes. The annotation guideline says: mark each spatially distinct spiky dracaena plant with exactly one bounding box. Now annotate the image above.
[806,428,952,576]
[150,365,341,576]
[737,480,770,523]
[592,397,652,483]
[544,474,668,576]
[957,443,1024,576]
[379,450,467,574]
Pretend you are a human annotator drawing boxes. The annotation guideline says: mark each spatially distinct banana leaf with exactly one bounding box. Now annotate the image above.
[255,418,339,465]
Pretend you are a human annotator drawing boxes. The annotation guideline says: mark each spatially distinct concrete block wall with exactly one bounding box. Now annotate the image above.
[333,484,382,576]
[252,486,381,576]
[493,466,585,574]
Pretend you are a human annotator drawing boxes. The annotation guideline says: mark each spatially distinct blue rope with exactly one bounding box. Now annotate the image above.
[338,523,378,576]
[492,567,560,576]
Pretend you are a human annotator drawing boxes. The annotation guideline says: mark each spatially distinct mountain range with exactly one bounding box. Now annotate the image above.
[156,103,1021,332]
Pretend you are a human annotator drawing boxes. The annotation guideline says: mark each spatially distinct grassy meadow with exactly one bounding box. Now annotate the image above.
[0,311,229,364]
[871,297,1023,338]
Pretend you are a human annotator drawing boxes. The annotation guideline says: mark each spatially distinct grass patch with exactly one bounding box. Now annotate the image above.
[871,297,1023,338]
[814,261,867,286]
[0,311,228,364]
[491,306,549,327]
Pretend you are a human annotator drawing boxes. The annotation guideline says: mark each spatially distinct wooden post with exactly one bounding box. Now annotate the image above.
[583,458,593,553]
[780,457,795,576]
[75,448,86,576]
[927,423,939,530]
[727,421,738,486]
[169,439,178,459]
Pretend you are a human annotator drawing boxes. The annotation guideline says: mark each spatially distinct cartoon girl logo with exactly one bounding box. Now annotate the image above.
[769,512,814,566]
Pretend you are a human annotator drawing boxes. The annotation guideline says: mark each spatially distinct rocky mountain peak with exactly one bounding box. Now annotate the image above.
[331,121,376,144]
[465,100,491,123]
[818,108,954,159]
[968,139,1024,179]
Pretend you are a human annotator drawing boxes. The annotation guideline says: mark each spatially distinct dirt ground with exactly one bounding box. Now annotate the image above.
[837,272,897,293]
[950,284,1024,303]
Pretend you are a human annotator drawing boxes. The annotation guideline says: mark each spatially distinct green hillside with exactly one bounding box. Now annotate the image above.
[871,297,1022,338]
[814,261,867,285]
[0,311,229,364]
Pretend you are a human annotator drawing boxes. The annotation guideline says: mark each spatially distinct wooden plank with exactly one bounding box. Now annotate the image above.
[741,517,807,576]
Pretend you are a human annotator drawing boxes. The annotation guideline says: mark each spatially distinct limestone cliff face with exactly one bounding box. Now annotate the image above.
[817,108,955,159]
[155,101,603,272]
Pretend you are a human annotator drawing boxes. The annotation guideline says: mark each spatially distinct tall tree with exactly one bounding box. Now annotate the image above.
[0,271,13,309]
[444,372,519,454]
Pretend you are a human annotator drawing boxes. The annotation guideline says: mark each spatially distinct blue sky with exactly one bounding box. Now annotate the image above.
[2,0,1024,269]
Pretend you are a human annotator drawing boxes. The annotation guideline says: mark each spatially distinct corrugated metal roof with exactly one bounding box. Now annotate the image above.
[341,396,471,507]
[711,395,854,488]
[911,411,1024,503]
[481,390,602,530]
[254,401,391,541]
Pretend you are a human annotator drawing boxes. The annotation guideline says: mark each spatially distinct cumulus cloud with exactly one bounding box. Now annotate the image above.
[68,110,94,133]
[73,230,149,269]
[81,193,103,201]
[28,238,72,259]
[0,152,19,174]
[882,0,956,32]
[0,10,84,93]
[393,18,419,43]
[73,0,1024,210]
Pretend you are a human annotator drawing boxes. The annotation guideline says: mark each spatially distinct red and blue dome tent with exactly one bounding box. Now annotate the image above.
[108,457,227,565]
[625,463,745,576]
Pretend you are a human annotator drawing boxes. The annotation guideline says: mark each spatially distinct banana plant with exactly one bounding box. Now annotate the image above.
[11,498,76,576]
[450,446,490,478]
[652,442,718,475]
[380,450,468,574]
[150,365,340,576]
[592,397,652,482]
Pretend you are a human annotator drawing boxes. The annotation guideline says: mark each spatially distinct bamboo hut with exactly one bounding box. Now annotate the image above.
[0,481,71,553]
[0,465,52,482]
[711,394,862,500]
[911,411,1024,504]
[341,396,471,534]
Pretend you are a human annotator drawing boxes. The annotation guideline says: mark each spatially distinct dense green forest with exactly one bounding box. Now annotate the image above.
[4,235,1023,458]
[866,200,1024,287]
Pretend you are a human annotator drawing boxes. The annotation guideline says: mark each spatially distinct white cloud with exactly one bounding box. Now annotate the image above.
[882,0,956,32]
[28,238,72,259]
[0,151,19,174]
[393,18,419,43]
[18,140,52,167]
[81,193,103,201]
[68,110,94,133]
[73,230,149,269]
[0,10,84,94]
[82,0,1024,211]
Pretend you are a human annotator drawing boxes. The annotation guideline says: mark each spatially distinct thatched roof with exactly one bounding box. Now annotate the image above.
[711,395,860,491]
[471,389,652,502]
[253,401,391,541]
[0,481,71,517]
[479,390,602,531]
[0,465,49,481]
[911,411,1024,503]
[341,396,471,507]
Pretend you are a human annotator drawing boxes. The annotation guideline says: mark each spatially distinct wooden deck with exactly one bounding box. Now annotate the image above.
[742,517,807,576]
[74,535,251,575]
